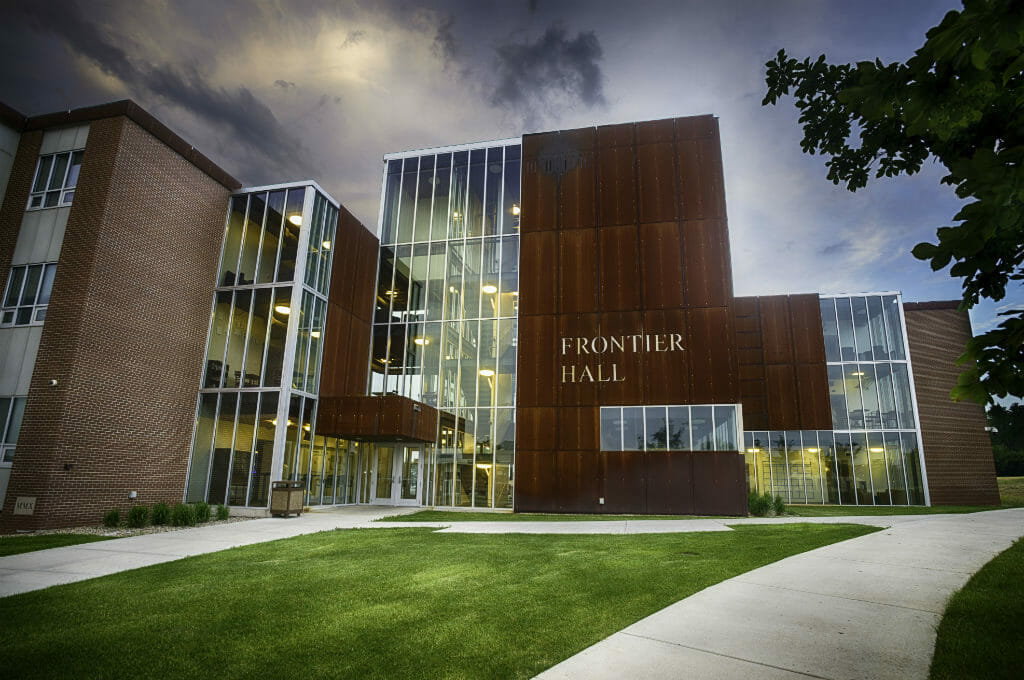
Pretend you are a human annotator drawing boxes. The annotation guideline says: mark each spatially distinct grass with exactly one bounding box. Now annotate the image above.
[997,476,1024,506]
[930,536,1024,679]
[0,533,114,557]
[378,510,729,522]
[0,524,876,679]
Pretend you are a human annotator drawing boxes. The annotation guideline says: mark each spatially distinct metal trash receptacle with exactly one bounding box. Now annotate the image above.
[270,480,304,517]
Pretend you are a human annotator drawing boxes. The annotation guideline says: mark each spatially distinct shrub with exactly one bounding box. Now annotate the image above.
[102,509,120,528]
[151,502,171,526]
[126,505,149,528]
[747,492,772,517]
[772,495,786,517]
[215,504,230,521]
[171,503,196,527]
[193,501,211,523]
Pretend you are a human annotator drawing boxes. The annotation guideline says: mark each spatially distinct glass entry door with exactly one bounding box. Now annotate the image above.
[368,445,422,505]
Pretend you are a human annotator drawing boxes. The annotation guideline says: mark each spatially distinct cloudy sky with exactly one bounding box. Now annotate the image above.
[3,0,1019,337]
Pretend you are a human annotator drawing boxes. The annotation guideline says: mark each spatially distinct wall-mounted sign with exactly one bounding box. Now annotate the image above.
[560,333,685,383]
[13,496,36,515]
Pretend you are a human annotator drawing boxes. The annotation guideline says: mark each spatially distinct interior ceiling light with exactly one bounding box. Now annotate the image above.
[414,337,429,345]
[869,447,884,452]
[481,284,498,294]
[385,289,397,297]
[512,291,519,296]
[746,448,760,453]
[274,305,291,315]
[851,371,865,376]
[449,286,456,293]
[288,215,302,226]
[311,330,321,338]
[479,369,495,377]
[511,203,521,216]
[808,448,819,453]
[322,240,331,250]
[303,423,311,431]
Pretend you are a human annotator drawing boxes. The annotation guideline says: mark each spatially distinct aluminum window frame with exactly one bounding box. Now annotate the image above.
[26,150,83,210]
[1,262,57,327]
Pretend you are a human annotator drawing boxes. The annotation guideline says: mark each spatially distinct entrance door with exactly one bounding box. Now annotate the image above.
[394,446,422,506]
[371,446,394,503]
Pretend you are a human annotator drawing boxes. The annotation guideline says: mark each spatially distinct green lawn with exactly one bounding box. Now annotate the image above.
[379,510,729,522]
[0,533,114,557]
[930,537,1024,679]
[997,476,1024,506]
[0,524,876,679]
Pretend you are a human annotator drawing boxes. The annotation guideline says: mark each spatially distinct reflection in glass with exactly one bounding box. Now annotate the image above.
[851,432,871,505]
[208,393,237,505]
[239,192,265,285]
[883,294,906,360]
[668,407,690,450]
[219,196,246,285]
[866,431,890,505]
[692,406,714,450]
[713,406,737,450]
[818,431,840,504]
[885,431,908,505]
[249,392,277,506]
[622,407,644,451]
[645,407,668,450]
[820,297,840,362]
[785,431,804,503]
[802,431,824,504]
[836,297,857,361]
[228,393,258,505]
[835,433,854,504]
[186,394,218,502]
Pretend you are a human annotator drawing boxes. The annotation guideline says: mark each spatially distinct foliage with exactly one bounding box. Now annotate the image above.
[763,0,1024,404]
[151,502,171,526]
[102,509,120,528]
[216,504,230,521]
[988,403,1024,474]
[0,525,877,679]
[748,491,772,516]
[126,505,149,529]
[170,503,196,527]
[772,495,787,517]
[193,502,211,524]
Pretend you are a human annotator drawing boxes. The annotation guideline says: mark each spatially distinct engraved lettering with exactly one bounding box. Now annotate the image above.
[670,333,684,351]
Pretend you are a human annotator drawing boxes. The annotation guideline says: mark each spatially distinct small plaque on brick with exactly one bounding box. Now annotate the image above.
[13,497,36,515]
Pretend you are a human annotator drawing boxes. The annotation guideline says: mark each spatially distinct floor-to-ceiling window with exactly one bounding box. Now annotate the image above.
[373,140,520,508]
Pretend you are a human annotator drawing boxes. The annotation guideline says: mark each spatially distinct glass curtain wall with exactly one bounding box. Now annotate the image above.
[743,293,926,505]
[374,140,521,508]
[186,184,341,507]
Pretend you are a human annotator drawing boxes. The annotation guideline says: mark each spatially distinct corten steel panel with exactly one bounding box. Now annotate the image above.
[352,229,380,325]
[597,122,635,148]
[329,213,356,311]
[557,128,597,229]
[735,330,762,349]
[687,307,739,404]
[682,220,730,308]
[514,451,559,512]
[737,348,763,365]
[517,407,557,451]
[521,133,559,232]
[559,229,599,313]
[789,294,827,364]
[602,451,645,513]
[638,221,685,310]
[357,398,379,434]
[691,453,748,515]
[734,317,761,336]
[598,225,642,312]
[414,405,439,442]
[642,309,690,404]
[556,451,602,513]
[516,314,558,407]
[345,319,371,396]
[739,364,766,382]
[765,364,800,427]
[637,142,679,224]
[732,296,759,317]
[644,451,695,514]
[676,116,727,221]
[904,307,1000,505]
[558,406,599,451]
[597,145,637,227]
[518,230,558,316]
[598,311,644,405]
[558,313,601,406]
[336,396,361,434]
[318,306,351,398]
[759,296,795,365]
[635,118,676,145]
[795,363,832,430]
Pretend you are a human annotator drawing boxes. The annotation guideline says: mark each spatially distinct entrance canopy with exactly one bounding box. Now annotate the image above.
[317,395,438,442]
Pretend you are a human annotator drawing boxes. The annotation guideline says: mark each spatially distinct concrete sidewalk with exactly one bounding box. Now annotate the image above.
[536,508,1024,680]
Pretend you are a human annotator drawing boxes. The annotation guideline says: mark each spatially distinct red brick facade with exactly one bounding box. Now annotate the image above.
[904,303,1000,506]
[1,115,236,530]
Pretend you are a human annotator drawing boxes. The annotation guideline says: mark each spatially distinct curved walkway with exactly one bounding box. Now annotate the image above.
[536,508,1024,680]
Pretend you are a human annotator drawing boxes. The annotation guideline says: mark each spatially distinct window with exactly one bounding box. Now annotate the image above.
[2,263,56,326]
[27,150,83,209]
[0,397,26,463]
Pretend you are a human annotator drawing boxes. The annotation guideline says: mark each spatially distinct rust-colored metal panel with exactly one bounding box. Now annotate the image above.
[735,330,762,349]
[356,397,379,434]
[517,406,557,451]
[558,313,601,406]
[635,118,675,145]
[737,348,763,365]
[676,119,726,222]
[514,451,559,512]
[642,309,689,404]
[598,311,644,405]
[352,229,379,324]
[790,294,827,364]
[319,306,351,398]
[597,145,637,227]
[732,296,758,317]
[521,132,558,231]
[602,451,645,513]
[559,229,599,313]
[765,364,800,428]
[414,403,439,442]
[734,317,761,335]
[795,363,833,430]
[597,122,634,148]
[336,396,361,434]
[637,142,678,225]
[330,212,357,312]
[682,220,729,308]
[345,319,370,396]
[644,451,694,514]
[558,406,599,451]
[759,296,795,365]
[598,225,641,311]
[557,127,597,229]
[739,364,766,382]
[638,221,684,310]
[687,307,738,404]
[691,453,747,515]
[516,314,558,407]
[556,451,602,513]
[518,231,558,316]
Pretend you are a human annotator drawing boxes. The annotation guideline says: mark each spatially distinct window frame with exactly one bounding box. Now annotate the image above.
[1,262,57,327]
[0,396,26,465]
[26,150,84,210]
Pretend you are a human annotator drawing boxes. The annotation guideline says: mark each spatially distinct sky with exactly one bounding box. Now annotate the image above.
[2,0,1019,341]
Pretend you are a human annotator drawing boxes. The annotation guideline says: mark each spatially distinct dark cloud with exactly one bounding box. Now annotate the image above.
[491,24,606,126]
[819,240,852,256]
[274,80,297,89]
[432,16,459,69]
[341,29,365,47]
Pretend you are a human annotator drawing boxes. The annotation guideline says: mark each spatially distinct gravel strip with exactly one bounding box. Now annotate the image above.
[13,516,255,538]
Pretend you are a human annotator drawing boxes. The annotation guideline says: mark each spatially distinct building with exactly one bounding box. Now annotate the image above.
[0,101,1000,531]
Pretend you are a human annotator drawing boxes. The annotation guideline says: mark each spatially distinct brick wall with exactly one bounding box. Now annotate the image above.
[1,116,233,531]
[904,303,1000,506]
[0,130,40,284]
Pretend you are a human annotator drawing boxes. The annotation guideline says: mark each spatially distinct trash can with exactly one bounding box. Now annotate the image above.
[270,480,304,517]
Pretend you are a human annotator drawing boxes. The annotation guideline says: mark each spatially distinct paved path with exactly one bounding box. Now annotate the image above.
[536,508,1024,680]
